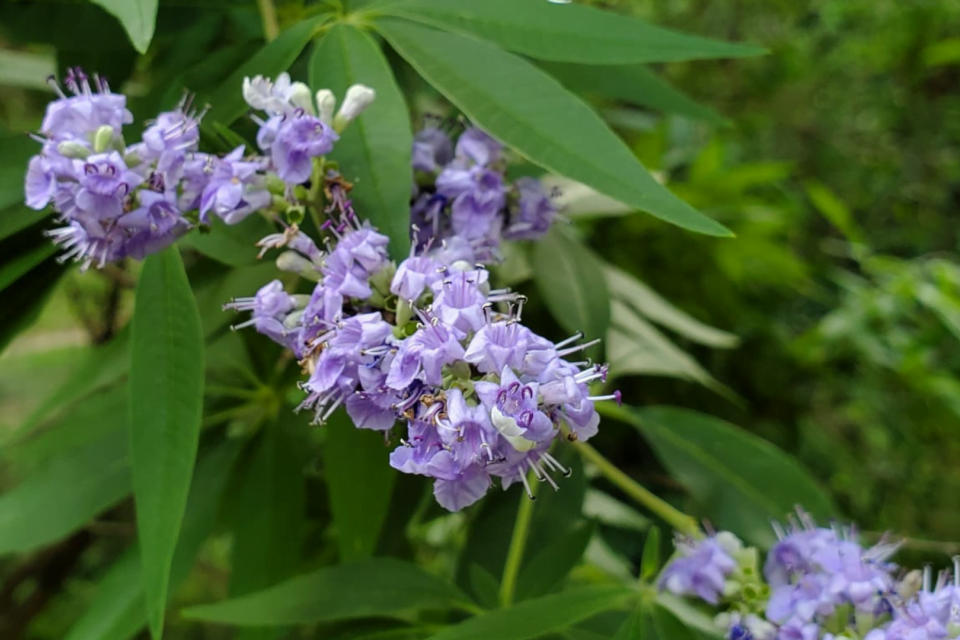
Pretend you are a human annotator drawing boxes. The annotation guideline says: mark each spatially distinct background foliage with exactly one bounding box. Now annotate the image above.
[0,0,958,638]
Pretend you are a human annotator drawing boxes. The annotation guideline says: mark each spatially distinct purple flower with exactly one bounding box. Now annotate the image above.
[504,177,557,241]
[776,619,820,640]
[322,226,390,299]
[386,316,465,389]
[25,155,58,209]
[46,219,125,271]
[41,68,132,141]
[475,367,554,446]
[455,127,501,166]
[118,190,190,259]
[199,146,270,224]
[391,255,443,301]
[433,465,492,512]
[659,534,739,605]
[263,113,338,184]
[464,321,529,374]
[430,269,488,336]
[412,126,454,172]
[75,152,143,220]
[436,164,505,240]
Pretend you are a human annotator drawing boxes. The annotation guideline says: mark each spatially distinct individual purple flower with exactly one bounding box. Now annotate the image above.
[75,151,143,220]
[412,126,454,173]
[46,219,125,271]
[322,226,390,299]
[463,321,529,374]
[391,254,443,301]
[455,127,501,166]
[224,280,303,348]
[776,619,820,640]
[475,367,554,446]
[430,269,488,336]
[659,534,739,605]
[436,164,505,240]
[199,146,270,224]
[118,190,190,259]
[504,177,558,241]
[41,68,132,141]
[263,113,338,184]
[386,315,465,389]
[410,192,447,249]
[25,155,59,210]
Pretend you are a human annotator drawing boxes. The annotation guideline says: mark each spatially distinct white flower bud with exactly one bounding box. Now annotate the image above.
[333,84,376,130]
[242,75,272,111]
[288,82,315,115]
[315,89,336,124]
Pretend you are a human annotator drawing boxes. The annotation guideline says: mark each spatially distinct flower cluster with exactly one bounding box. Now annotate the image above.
[25,70,374,269]
[24,68,199,269]
[227,173,617,511]
[658,510,960,640]
[410,122,560,264]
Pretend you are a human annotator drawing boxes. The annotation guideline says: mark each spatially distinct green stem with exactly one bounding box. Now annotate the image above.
[572,440,700,536]
[256,0,280,42]
[499,472,538,607]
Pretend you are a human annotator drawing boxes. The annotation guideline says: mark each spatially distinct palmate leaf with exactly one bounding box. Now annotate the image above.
[310,23,413,257]
[128,246,205,639]
[375,18,731,237]
[378,0,763,64]
[601,405,837,547]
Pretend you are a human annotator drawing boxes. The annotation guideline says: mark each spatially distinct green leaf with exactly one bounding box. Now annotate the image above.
[205,17,325,127]
[182,214,277,267]
[541,62,726,126]
[0,135,39,211]
[515,521,595,601]
[0,427,129,555]
[611,606,652,640]
[63,442,241,640]
[582,490,649,533]
[654,594,723,638]
[376,19,730,237]
[533,228,611,346]
[310,24,413,257]
[424,586,633,640]
[229,424,305,638]
[467,564,501,610]
[128,246,205,639]
[0,205,50,242]
[608,300,735,400]
[603,405,836,547]
[651,601,702,640]
[0,241,57,293]
[183,559,473,626]
[89,0,158,53]
[379,0,763,64]
[804,181,864,245]
[0,255,65,357]
[605,266,739,349]
[639,527,660,582]
[323,410,396,560]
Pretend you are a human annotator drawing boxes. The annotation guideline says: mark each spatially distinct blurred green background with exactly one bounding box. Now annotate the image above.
[1,0,960,633]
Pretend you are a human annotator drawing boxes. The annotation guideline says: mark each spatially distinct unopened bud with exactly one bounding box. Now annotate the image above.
[316,89,336,124]
[57,141,91,159]
[288,82,315,115]
[333,84,375,131]
[276,250,313,274]
[93,125,116,153]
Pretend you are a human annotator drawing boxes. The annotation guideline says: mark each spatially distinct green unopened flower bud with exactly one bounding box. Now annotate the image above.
[57,141,91,159]
[93,125,116,153]
[276,251,321,281]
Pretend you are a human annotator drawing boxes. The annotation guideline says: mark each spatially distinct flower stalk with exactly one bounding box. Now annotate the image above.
[499,470,539,608]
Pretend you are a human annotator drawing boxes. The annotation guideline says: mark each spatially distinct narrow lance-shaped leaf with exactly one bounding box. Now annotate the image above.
[600,404,836,547]
[540,62,727,126]
[424,586,634,640]
[129,246,205,639]
[205,16,326,127]
[375,19,730,237]
[183,558,474,626]
[89,0,158,53]
[380,0,764,64]
[310,24,413,257]
[533,228,611,347]
[63,441,241,640]
[322,409,396,561]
